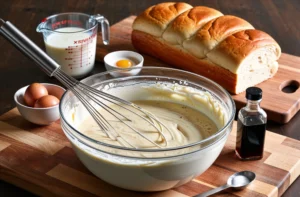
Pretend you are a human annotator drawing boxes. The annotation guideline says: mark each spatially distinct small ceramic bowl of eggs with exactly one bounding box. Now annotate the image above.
[104,50,144,77]
[14,83,65,125]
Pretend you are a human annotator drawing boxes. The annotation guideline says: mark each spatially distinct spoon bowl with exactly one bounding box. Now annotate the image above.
[194,171,256,197]
[227,171,256,190]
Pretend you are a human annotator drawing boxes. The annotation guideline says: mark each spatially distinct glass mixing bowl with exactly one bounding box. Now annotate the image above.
[59,67,235,192]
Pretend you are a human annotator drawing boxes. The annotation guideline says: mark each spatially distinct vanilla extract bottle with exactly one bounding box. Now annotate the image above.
[235,87,267,160]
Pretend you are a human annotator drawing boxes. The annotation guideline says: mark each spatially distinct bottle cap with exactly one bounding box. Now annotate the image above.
[246,87,262,100]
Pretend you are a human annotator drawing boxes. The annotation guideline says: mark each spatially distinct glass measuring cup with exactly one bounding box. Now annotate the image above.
[37,13,109,78]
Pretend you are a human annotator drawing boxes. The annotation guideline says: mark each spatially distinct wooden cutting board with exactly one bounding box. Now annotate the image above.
[95,16,300,124]
[0,108,300,197]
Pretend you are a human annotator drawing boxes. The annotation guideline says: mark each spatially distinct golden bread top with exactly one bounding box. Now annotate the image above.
[133,2,192,37]
[162,6,223,44]
[196,15,254,49]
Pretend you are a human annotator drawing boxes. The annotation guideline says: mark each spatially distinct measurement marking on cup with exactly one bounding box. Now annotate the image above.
[46,31,96,70]
[65,57,90,61]
[64,40,94,70]
[66,54,90,58]
[80,44,82,67]
[39,17,103,77]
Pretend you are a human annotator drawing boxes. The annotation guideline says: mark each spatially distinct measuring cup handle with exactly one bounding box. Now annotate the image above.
[91,14,110,45]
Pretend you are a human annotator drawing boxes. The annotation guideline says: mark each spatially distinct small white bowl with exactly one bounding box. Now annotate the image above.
[14,83,65,125]
[104,50,144,77]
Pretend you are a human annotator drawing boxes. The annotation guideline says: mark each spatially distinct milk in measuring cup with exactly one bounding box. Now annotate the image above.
[45,27,97,78]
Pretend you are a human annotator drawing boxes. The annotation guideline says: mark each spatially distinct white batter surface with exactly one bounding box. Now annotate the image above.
[78,100,218,149]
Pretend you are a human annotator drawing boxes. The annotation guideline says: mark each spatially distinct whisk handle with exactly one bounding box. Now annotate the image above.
[0,19,59,76]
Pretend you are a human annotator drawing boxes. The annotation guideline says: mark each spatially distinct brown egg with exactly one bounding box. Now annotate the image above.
[24,83,48,107]
[34,95,60,108]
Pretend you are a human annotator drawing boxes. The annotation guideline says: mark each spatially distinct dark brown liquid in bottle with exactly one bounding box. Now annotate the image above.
[236,116,266,160]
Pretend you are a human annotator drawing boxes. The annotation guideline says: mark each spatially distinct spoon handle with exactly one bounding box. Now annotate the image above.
[193,184,231,197]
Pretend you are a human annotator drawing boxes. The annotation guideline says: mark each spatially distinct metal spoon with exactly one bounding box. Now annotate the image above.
[194,171,256,197]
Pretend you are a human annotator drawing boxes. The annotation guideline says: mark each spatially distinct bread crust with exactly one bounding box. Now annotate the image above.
[197,16,254,44]
[162,6,223,44]
[183,15,254,59]
[132,30,238,93]
[132,2,192,37]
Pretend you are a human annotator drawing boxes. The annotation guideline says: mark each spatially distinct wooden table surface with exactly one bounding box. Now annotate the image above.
[0,0,299,196]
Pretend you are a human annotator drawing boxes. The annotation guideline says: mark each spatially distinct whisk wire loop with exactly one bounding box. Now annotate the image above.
[54,69,170,148]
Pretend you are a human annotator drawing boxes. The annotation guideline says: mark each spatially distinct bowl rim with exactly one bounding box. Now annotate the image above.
[59,66,236,152]
[14,83,65,110]
[104,50,144,69]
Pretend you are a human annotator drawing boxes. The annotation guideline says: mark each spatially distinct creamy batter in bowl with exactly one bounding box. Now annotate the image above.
[59,67,235,192]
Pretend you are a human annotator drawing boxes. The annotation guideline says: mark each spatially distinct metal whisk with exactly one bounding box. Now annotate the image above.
[0,19,170,148]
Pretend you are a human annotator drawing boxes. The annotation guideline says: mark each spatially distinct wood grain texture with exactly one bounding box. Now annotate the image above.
[0,108,299,197]
[0,140,10,152]
[95,16,300,124]
[0,122,63,155]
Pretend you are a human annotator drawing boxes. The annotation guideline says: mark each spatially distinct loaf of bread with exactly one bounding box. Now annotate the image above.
[132,2,281,94]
